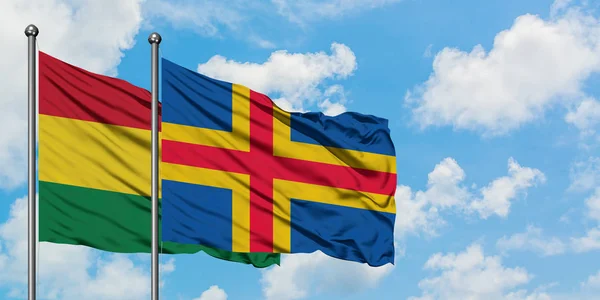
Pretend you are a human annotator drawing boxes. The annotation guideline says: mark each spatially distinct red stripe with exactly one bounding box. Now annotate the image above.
[162,141,396,195]
[248,91,275,252]
[273,157,397,196]
[162,140,250,174]
[39,51,161,130]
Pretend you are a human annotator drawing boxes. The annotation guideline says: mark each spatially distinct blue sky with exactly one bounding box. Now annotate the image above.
[1,0,600,299]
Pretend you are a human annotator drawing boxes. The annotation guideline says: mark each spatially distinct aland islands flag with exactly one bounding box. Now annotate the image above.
[161,59,397,267]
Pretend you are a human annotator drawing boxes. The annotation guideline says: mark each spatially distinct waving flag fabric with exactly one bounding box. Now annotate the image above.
[37,51,279,268]
[161,58,397,266]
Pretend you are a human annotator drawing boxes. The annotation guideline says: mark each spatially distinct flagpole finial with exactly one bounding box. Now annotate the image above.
[24,24,39,37]
[148,32,161,44]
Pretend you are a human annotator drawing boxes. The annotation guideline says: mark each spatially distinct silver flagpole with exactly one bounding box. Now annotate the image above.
[25,24,39,300]
[148,32,162,300]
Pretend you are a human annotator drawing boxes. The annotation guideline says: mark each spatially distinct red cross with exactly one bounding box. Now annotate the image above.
[162,90,396,252]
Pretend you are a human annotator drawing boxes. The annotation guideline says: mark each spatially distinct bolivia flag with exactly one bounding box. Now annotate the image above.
[37,51,279,268]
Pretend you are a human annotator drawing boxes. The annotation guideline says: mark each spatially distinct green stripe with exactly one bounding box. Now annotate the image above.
[39,181,280,268]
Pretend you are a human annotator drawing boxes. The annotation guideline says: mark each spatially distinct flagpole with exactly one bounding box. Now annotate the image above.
[25,24,39,300]
[148,32,162,300]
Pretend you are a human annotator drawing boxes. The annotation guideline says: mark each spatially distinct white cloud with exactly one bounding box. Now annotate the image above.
[316,85,348,116]
[551,0,574,17]
[423,44,434,58]
[74,255,150,299]
[395,157,545,238]
[143,0,245,37]
[581,270,600,290]
[565,98,600,136]
[405,4,600,136]
[160,258,176,273]
[260,252,393,300]
[469,158,546,219]
[158,257,177,288]
[495,186,600,255]
[142,0,281,48]
[504,290,553,300]
[522,270,600,299]
[0,196,165,299]
[197,43,357,114]
[565,169,600,255]
[569,156,600,192]
[143,0,398,47]
[394,157,468,238]
[559,208,575,223]
[272,0,402,25]
[496,225,567,256]
[530,270,600,300]
[0,0,145,189]
[571,228,600,253]
[551,187,600,253]
[423,157,471,208]
[409,243,545,300]
[318,99,347,116]
[394,185,445,239]
[193,285,228,300]
[585,188,600,222]
[248,35,277,49]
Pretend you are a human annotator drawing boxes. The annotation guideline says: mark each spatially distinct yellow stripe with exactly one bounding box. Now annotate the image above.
[272,179,396,253]
[162,84,250,151]
[161,162,251,252]
[39,115,153,196]
[272,185,291,253]
[272,107,396,173]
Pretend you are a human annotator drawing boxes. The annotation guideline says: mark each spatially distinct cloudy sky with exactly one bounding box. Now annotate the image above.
[1,0,600,299]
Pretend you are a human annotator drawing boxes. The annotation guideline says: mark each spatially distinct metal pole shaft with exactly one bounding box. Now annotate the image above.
[148,32,162,300]
[25,24,39,300]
